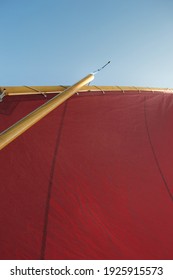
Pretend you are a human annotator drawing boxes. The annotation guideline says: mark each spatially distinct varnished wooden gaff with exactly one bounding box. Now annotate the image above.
[0,74,94,150]
[4,86,173,96]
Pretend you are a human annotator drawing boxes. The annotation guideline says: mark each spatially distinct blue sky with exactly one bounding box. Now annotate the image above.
[1,0,173,87]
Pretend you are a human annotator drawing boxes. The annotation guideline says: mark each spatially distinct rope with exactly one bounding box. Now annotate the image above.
[24,85,47,98]
[94,85,105,94]
[92,61,111,75]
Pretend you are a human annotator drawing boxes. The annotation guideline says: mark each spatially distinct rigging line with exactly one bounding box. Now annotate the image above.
[24,85,47,98]
[92,61,111,75]
[88,61,110,86]
[94,85,105,94]
[59,85,68,89]
[24,85,41,92]
[40,101,68,259]
[144,96,173,202]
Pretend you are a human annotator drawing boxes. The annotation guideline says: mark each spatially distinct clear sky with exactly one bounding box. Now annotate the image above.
[1,0,173,87]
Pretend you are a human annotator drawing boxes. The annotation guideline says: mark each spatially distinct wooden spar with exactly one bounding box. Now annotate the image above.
[0,73,94,150]
[2,85,173,96]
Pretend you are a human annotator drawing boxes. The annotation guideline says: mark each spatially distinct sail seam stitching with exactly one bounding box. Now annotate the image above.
[144,96,173,202]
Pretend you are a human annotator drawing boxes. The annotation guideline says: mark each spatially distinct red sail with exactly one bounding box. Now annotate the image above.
[0,90,173,259]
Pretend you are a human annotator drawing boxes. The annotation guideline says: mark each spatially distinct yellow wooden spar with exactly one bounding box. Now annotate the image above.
[1,85,173,97]
[0,73,94,150]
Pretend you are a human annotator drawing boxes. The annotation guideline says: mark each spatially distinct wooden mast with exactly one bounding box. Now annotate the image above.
[0,73,94,150]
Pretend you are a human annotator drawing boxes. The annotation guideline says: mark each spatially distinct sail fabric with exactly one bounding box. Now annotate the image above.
[0,91,173,260]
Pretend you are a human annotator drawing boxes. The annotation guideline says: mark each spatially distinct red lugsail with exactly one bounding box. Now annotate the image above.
[0,88,173,259]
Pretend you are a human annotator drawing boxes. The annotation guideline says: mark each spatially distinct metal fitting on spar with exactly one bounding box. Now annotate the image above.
[0,88,6,102]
